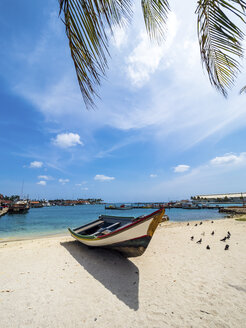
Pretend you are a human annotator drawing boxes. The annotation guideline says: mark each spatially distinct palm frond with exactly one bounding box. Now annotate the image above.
[59,0,132,108]
[239,85,246,93]
[141,0,170,42]
[196,0,246,96]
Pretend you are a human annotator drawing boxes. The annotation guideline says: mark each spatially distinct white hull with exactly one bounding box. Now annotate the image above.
[68,209,164,257]
[71,217,155,247]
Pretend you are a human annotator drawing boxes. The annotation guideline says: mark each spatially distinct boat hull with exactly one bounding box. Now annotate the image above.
[104,235,152,257]
[69,209,164,257]
[8,207,30,214]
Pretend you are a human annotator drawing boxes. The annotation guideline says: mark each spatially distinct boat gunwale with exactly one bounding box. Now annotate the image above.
[69,208,163,242]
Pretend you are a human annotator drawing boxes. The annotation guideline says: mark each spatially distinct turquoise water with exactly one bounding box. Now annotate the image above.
[0,205,227,239]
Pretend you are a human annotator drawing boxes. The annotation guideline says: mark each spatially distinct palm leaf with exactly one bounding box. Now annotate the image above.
[141,0,170,41]
[59,0,132,108]
[239,85,246,93]
[196,0,246,96]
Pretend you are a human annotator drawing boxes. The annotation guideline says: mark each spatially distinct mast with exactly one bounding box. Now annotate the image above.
[21,180,24,200]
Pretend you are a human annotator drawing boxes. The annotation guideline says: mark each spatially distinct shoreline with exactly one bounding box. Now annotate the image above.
[0,231,67,244]
[0,215,233,244]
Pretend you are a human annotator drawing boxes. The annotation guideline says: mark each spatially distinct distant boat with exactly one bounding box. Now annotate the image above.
[105,204,133,210]
[68,208,164,257]
[8,200,30,214]
[182,203,201,209]
[105,205,117,209]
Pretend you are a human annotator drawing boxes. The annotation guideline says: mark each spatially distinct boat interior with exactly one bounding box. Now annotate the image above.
[73,215,138,237]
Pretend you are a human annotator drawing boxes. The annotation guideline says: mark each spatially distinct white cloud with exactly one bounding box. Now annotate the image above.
[112,23,128,48]
[37,180,46,186]
[30,161,43,168]
[82,187,88,191]
[59,178,70,184]
[38,175,53,180]
[126,13,178,87]
[52,133,83,148]
[210,153,246,166]
[150,174,157,178]
[94,174,115,182]
[75,181,87,186]
[126,32,164,86]
[174,165,190,173]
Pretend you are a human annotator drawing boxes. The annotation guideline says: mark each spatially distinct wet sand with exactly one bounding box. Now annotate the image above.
[0,218,246,328]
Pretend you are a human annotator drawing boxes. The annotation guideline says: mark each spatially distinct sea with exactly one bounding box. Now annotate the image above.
[0,204,237,240]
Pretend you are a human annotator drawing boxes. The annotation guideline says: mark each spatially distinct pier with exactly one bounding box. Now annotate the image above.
[219,207,246,215]
[0,207,8,217]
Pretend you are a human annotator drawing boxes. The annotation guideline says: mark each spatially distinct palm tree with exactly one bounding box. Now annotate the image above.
[59,0,246,108]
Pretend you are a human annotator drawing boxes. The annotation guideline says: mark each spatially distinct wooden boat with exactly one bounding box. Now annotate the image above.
[68,208,164,257]
[8,200,30,214]
[182,204,201,209]
[105,204,133,210]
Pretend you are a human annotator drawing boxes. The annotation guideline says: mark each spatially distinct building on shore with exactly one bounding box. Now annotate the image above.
[192,192,246,203]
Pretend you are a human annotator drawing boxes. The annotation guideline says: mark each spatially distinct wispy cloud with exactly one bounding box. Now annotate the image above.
[94,174,115,182]
[38,175,53,180]
[59,178,70,184]
[30,161,43,168]
[37,180,46,186]
[111,22,128,49]
[126,13,178,87]
[174,165,190,173]
[150,174,157,178]
[75,181,87,186]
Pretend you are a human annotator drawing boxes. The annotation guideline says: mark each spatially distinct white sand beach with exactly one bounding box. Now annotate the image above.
[1,218,246,328]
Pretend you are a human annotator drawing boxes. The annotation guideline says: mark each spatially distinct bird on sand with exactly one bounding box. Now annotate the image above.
[191,236,194,241]
[211,221,214,223]
[220,236,227,242]
[225,244,229,251]
[206,245,210,250]
[227,231,231,239]
[196,238,202,244]
[187,223,189,226]
[200,221,203,225]
[211,231,214,235]
[195,223,198,227]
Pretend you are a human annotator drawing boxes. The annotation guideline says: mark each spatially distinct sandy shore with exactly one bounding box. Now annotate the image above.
[1,218,246,328]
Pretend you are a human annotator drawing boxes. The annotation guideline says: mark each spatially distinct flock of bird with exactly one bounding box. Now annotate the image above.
[188,221,230,250]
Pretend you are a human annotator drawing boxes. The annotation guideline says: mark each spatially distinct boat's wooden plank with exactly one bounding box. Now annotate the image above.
[99,215,135,222]
[74,220,104,233]
[93,222,121,236]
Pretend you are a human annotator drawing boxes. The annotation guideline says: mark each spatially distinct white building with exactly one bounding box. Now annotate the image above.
[193,192,246,202]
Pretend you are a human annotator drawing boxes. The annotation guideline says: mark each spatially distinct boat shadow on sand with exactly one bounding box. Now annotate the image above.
[61,240,139,310]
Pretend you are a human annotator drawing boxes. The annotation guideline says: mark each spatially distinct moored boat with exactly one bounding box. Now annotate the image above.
[68,208,164,257]
[105,204,133,210]
[182,203,201,209]
[8,200,30,214]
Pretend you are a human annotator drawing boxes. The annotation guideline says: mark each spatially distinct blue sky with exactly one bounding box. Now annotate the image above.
[0,0,246,202]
